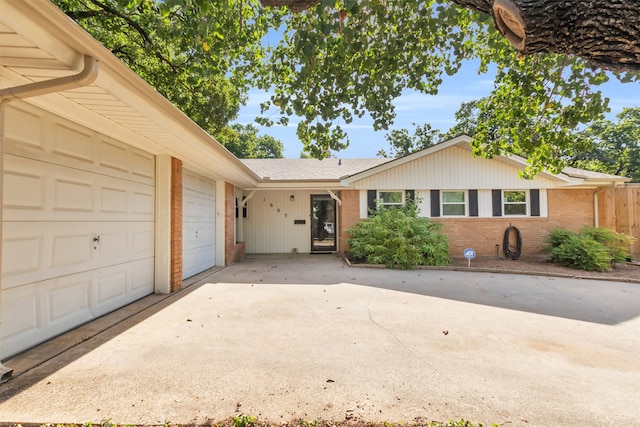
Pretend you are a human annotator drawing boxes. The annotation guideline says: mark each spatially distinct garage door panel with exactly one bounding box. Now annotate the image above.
[182,170,216,279]
[54,178,94,212]
[182,198,215,222]
[4,104,42,148]
[131,190,154,216]
[183,245,215,279]
[131,151,155,182]
[3,167,44,210]
[2,102,156,359]
[96,270,127,307]
[4,154,155,222]
[47,277,92,326]
[5,103,155,186]
[129,259,155,294]
[1,285,39,343]
[1,258,154,359]
[51,232,93,267]
[98,140,129,173]
[3,221,154,289]
[1,234,42,277]
[94,259,154,314]
[53,123,94,164]
[183,222,215,248]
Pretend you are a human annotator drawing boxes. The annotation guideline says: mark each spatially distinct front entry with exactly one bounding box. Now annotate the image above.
[310,195,337,252]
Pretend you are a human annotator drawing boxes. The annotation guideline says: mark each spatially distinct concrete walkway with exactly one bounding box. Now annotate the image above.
[1,254,639,426]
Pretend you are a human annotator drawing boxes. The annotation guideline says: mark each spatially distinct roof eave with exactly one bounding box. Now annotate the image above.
[2,0,261,187]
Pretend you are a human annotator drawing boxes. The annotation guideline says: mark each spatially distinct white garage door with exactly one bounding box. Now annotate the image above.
[1,104,155,359]
[182,170,216,279]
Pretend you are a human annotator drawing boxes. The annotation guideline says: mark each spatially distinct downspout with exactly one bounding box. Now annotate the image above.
[593,190,599,228]
[0,55,98,383]
[0,55,99,105]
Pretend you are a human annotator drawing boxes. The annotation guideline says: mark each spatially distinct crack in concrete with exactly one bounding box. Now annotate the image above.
[364,295,512,423]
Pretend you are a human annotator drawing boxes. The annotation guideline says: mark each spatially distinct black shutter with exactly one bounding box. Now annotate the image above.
[492,189,502,217]
[430,190,440,217]
[406,190,415,205]
[367,190,377,217]
[469,189,478,217]
[530,189,540,216]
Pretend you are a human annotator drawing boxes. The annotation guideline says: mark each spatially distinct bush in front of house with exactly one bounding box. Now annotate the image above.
[346,202,449,269]
[546,226,634,271]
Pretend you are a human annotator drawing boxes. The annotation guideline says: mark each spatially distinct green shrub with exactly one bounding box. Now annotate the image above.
[346,202,449,269]
[579,225,634,263]
[546,227,575,248]
[546,226,634,271]
[547,233,614,271]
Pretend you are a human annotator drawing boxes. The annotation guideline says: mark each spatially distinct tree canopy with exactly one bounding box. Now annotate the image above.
[378,124,442,159]
[571,107,640,182]
[53,0,640,176]
[216,123,285,158]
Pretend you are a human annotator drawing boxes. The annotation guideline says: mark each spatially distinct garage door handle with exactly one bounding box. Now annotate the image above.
[93,235,100,243]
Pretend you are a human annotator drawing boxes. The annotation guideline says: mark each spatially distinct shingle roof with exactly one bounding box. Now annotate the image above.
[561,167,627,180]
[240,158,392,181]
[241,156,627,183]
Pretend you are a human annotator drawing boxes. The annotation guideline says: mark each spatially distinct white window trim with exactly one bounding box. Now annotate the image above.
[441,190,467,217]
[377,190,405,207]
[502,190,528,217]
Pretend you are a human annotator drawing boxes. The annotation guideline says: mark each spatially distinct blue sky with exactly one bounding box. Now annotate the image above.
[235,61,640,159]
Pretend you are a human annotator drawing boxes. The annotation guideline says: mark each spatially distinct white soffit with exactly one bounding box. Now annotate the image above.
[0,0,259,187]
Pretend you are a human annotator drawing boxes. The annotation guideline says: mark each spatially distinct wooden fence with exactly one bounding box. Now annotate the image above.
[597,184,640,260]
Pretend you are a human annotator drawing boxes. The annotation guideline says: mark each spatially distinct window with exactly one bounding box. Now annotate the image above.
[235,197,249,219]
[378,191,404,207]
[503,191,527,215]
[442,191,466,216]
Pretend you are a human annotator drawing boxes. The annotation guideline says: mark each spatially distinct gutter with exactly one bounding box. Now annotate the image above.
[0,54,98,383]
[0,55,98,106]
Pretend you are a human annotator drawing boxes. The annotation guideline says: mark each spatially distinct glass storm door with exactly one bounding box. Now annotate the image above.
[311,195,336,252]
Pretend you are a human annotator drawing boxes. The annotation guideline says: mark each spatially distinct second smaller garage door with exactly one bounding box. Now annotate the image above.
[182,170,216,279]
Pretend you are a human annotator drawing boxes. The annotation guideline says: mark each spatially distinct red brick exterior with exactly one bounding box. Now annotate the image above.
[225,182,245,265]
[338,188,596,258]
[338,189,361,253]
[170,157,183,292]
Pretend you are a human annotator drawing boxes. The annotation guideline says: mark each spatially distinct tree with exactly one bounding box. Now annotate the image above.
[54,0,640,177]
[571,108,640,182]
[216,124,284,158]
[378,124,443,158]
[255,0,636,176]
[263,0,640,72]
[53,0,283,136]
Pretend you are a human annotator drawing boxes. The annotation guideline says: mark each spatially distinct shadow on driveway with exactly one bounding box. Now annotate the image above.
[0,254,639,426]
[224,254,640,326]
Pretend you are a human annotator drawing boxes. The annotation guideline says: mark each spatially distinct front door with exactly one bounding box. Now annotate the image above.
[311,195,336,252]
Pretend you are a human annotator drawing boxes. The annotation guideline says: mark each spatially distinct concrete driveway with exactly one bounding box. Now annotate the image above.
[1,254,639,426]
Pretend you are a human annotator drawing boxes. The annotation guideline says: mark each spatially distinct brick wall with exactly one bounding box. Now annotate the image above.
[225,182,245,265]
[170,157,183,292]
[338,189,361,253]
[337,188,595,257]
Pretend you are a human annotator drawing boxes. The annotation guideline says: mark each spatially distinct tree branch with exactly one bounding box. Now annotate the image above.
[259,0,640,72]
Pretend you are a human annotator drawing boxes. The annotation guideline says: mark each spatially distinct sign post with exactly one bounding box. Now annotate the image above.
[464,248,476,268]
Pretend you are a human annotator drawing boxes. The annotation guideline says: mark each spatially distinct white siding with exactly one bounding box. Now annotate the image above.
[2,102,155,358]
[352,146,557,190]
[243,191,316,254]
